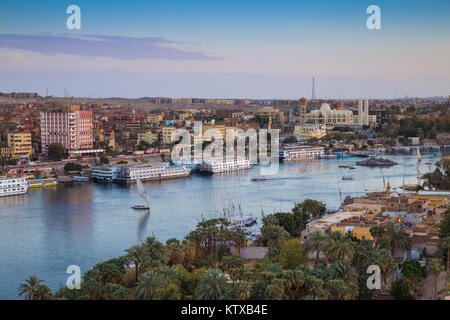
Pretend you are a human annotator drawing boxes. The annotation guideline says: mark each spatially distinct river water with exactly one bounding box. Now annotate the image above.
[0,152,446,299]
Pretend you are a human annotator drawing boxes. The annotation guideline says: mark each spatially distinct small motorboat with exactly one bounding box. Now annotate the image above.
[133,178,150,210]
[132,205,150,210]
[72,176,89,182]
[342,175,353,180]
[251,176,267,181]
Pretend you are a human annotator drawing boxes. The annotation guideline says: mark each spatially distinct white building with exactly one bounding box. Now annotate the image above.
[357,99,370,126]
[40,110,93,154]
[306,103,353,127]
[294,124,327,141]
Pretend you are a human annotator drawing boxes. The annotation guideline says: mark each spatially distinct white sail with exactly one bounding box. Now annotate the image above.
[136,178,150,206]
[416,148,421,185]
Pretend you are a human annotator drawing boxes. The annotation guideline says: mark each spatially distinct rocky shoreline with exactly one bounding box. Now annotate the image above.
[356,157,398,167]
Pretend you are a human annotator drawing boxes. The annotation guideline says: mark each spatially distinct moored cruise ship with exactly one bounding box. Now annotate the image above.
[114,163,191,183]
[91,166,122,182]
[279,145,325,162]
[199,158,252,174]
[0,177,28,197]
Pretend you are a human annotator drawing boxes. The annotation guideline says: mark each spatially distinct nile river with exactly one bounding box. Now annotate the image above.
[0,152,446,299]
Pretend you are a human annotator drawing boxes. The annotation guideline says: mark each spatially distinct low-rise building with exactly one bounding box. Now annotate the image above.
[7,132,32,160]
[293,124,327,141]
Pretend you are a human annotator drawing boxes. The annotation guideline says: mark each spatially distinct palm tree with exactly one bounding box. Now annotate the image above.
[441,236,450,271]
[304,230,327,264]
[196,269,229,300]
[232,281,251,300]
[181,240,196,270]
[329,260,358,283]
[135,271,166,300]
[352,240,377,274]
[232,228,247,256]
[382,222,411,256]
[18,275,44,300]
[370,249,396,286]
[427,259,444,299]
[124,245,148,283]
[324,231,355,263]
[36,284,53,300]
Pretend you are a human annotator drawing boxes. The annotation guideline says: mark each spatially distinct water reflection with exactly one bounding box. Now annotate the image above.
[0,151,448,299]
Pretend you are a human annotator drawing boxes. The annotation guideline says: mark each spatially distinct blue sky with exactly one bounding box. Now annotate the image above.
[0,0,449,98]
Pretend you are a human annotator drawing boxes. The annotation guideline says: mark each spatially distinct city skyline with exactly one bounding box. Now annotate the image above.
[0,0,449,98]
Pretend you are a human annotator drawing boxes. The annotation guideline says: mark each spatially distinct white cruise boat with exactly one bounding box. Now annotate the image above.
[0,177,28,197]
[199,159,252,174]
[279,145,325,162]
[115,163,191,183]
[92,166,121,182]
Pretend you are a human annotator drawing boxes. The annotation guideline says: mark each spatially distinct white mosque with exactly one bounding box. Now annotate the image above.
[306,103,354,127]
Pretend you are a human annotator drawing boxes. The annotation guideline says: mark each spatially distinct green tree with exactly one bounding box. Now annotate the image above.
[232,228,247,255]
[18,275,48,300]
[324,231,355,263]
[196,269,229,300]
[326,279,358,300]
[100,153,109,165]
[63,162,83,172]
[124,245,148,283]
[0,156,7,170]
[264,283,284,300]
[328,260,357,283]
[155,283,182,300]
[441,236,450,271]
[135,271,166,300]
[47,143,65,160]
[379,222,411,256]
[400,259,427,293]
[370,249,396,286]
[390,278,415,300]
[81,279,102,299]
[304,230,327,264]
[230,281,252,300]
[427,258,444,299]
[250,280,267,300]
[439,209,450,239]
[369,225,387,240]
[220,255,244,273]
[142,236,166,268]
[105,283,130,300]
[276,238,308,270]
[352,239,377,274]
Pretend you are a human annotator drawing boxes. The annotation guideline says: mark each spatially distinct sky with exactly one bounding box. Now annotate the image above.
[0,0,449,99]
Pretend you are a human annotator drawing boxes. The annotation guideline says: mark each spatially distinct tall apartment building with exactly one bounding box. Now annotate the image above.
[40,110,93,154]
[298,97,308,125]
[357,99,370,126]
[161,126,176,144]
[7,132,33,160]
